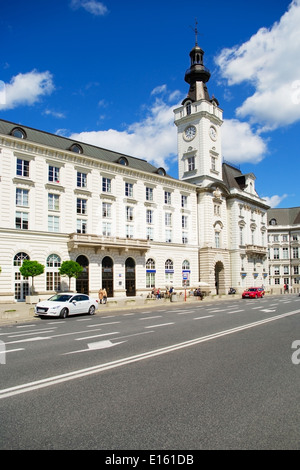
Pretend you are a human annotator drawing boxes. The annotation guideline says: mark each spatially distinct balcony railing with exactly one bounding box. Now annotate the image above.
[68,233,150,253]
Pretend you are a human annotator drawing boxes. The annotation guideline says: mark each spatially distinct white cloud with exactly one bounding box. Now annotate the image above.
[0,70,54,110]
[215,0,300,130]
[70,0,108,16]
[262,194,288,208]
[221,119,267,163]
[69,93,179,169]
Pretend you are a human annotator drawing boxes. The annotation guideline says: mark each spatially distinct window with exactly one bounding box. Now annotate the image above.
[69,143,83,154]
[181,195,188,208]
[182,232,188,244]
[269,218,277,226]
[48,194,59,211]
[293,247,299,259]
[283,247,289,259]
[126,225,134,239]
[77,219,87,234]
[102,221,112,236]
[13,252,30,266]
[211,157,216,171]
[214,204,220,216]
[215,231,220,248]
[182,215,188,229]
[46,254,61,291]
[125,182,133,197]
[102,177,111,193]
[15,211,28,230]
[48,165,60,183]
[16,159,29,177]
[77,172,87,188]
[16,188,29,207]
[165,229,172,243]
[126,206,134,221]
[165,213,172,226]
[146,226,154,240]
[102,202,111,218]
[146,258,155,288]
[294,266,299,275]
[146,209,153,224]
[48,215,59,232]
[273,248,279,260]
[77,198,87,215]
[165,259,174,284]
[240,227,244,245]
[187,156,195,172]
[283,266,289,275]
[164,191,171,205]
[146,187,153,201]
[11,127,27,139]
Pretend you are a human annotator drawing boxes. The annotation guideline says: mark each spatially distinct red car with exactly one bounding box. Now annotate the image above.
[242,287,265,299]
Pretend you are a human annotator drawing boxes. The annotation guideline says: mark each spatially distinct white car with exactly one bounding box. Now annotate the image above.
[35,293,99,318]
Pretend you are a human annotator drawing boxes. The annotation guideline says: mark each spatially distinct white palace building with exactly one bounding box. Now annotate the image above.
[0,40,270,303]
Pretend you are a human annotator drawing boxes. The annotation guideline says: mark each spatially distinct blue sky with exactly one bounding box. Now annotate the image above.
[1,0,299,208]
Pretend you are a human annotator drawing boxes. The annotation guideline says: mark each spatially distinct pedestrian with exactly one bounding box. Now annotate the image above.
[98,288,104,304]
[102,288,107,304]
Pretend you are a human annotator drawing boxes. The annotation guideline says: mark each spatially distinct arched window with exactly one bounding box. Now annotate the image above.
[182,260,190,287]
[165,259,174,285]
[146,258,156,289]
[13,252,30,301]
[46,254,61,291]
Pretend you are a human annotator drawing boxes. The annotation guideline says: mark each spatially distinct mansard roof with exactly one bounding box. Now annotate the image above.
[267,207,300,226]
[0,119,170,178]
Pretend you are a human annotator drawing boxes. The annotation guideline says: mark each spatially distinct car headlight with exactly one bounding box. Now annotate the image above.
[50,305,61,311]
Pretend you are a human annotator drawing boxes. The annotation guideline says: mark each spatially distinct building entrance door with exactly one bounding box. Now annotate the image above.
[102,256,114,297]
[125,257,136,296]
[76,255,89,294]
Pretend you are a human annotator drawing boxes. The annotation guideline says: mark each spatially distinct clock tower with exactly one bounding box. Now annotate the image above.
[174,36,223,186]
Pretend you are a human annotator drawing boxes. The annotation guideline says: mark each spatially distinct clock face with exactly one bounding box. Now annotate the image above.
[209,126,217,141]
[184,125,196,141]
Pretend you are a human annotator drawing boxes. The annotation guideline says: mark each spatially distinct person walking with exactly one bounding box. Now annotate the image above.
[102,288,107,304]
[98,288,104,304]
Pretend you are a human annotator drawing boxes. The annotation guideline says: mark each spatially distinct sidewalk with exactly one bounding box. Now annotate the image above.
[0,293,227,326]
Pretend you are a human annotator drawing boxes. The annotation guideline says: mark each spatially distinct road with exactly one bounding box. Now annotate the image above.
[1,294,300,450]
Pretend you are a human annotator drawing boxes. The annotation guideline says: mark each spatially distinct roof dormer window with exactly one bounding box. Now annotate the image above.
[69,143,83,154]
[117,156,128,166]
[11,127,27,139]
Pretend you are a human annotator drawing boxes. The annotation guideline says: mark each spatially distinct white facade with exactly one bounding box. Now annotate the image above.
[0,41,270,302]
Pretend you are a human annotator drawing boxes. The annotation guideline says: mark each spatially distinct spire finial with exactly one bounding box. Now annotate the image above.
[190,18,199,46]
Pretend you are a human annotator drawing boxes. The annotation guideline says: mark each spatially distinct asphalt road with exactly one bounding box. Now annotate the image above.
[1,294,300,450]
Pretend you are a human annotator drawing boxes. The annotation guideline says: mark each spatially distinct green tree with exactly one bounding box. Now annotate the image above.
[19,260,44,295]
[59,260,83,290]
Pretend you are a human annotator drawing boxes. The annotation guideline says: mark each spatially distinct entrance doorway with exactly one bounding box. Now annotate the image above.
[125,257,136,296]
[76,255,89,294]
[102,256,114,297]
[215,261,225,295]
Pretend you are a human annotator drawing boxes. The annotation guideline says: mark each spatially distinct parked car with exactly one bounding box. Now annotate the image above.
[242,287,265,299]
[35,293,99,318]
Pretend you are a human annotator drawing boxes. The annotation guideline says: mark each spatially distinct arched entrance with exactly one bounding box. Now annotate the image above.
[76,255,89,294]
[125,257,136,297]
[215,261,225,295]
[13,252,30,301]
[102,256,114,297]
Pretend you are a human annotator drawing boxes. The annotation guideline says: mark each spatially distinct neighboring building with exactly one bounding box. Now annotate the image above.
[0,38,269,302]
[267,207,300,293]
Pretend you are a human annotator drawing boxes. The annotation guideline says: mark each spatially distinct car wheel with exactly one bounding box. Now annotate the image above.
[88,305,95,315]
[60,307,68,319]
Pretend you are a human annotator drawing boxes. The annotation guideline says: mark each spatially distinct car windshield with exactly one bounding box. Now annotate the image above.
[247,289,257,292]
[48,294,73,302]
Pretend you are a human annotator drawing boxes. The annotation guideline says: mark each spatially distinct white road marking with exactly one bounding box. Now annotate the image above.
[139,316,162,321]
[75,332,119,341]
[1,309,299,400]
[193,315,214,320]
[144,323,174,329]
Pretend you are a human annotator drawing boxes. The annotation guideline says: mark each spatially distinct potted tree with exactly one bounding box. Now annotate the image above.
[58,260,83,291]
[19,260,44,304]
